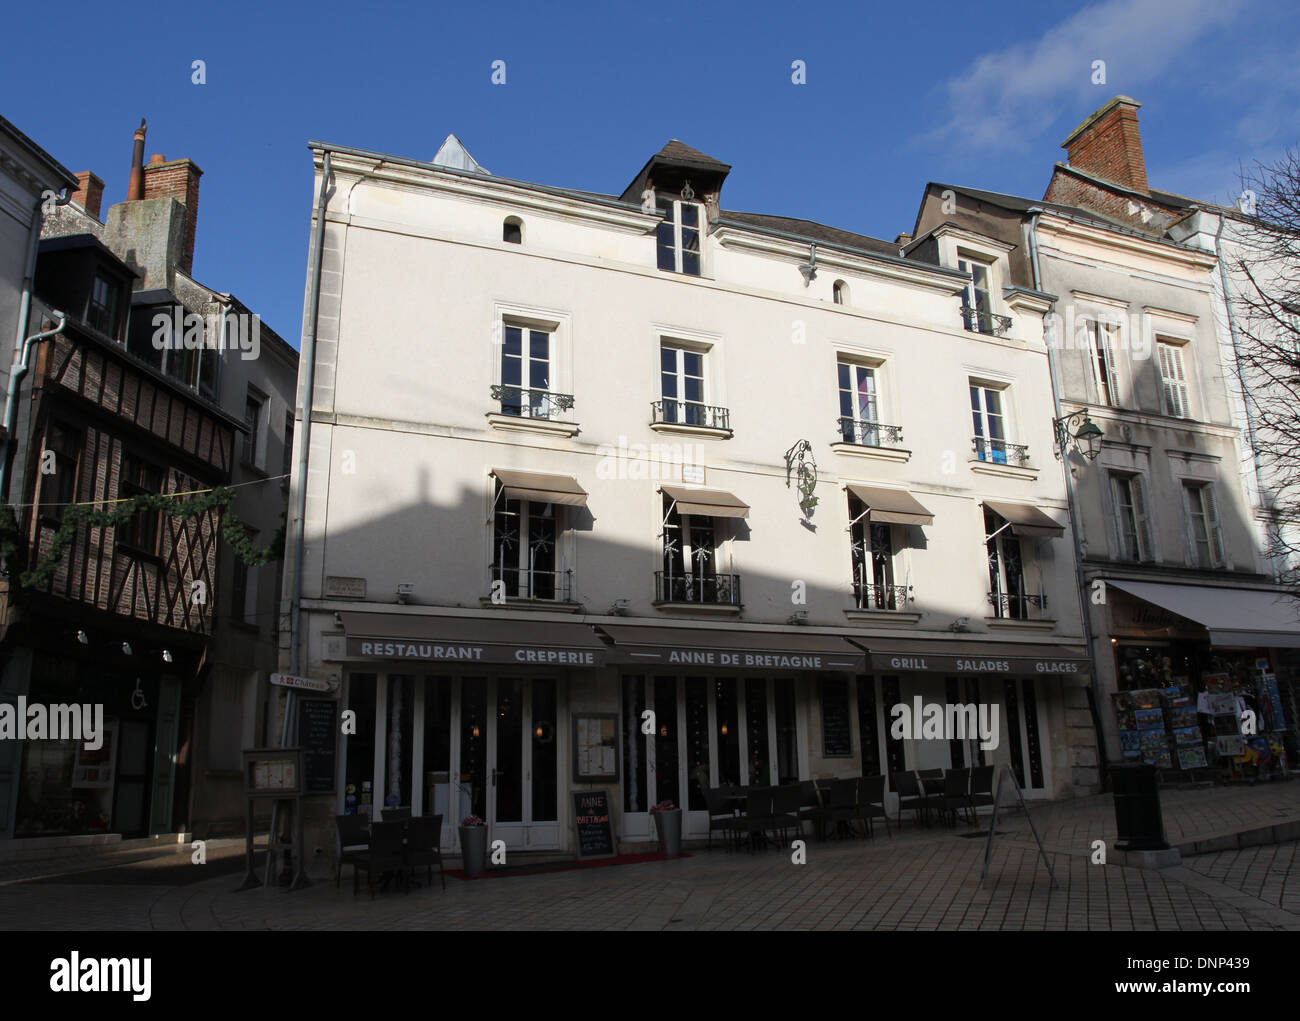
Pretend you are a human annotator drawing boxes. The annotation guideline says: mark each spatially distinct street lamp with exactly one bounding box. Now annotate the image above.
[1053,410,1104,462]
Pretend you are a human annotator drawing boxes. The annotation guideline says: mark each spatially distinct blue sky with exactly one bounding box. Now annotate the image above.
[4,0,1296,346]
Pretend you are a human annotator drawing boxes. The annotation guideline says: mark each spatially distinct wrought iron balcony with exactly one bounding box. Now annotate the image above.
[987,590,1048,621]
[853,582,913,611]
[837,417,904,448]
[651,400,730,431]
[961,306,1013,337]
[490,385,575,421]
[490,564,572,602]
[972,437,1031,467]
[654,570,741,606]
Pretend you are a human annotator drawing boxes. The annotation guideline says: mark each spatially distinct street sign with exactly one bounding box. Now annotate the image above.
[270,673,336,694]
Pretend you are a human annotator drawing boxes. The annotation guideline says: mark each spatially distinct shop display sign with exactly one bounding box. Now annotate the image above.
[572,790,616,859]
[1216,736,1246,758]
[72,720,117,789]
[243,748,302,796]
[573,714,618,781]
[820,678,852,758]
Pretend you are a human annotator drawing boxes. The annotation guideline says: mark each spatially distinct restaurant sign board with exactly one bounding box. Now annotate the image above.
[870,652,1088,676]
[345,638,605,667]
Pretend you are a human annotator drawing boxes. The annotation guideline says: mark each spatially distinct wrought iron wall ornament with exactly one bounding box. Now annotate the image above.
[784,440,819,519]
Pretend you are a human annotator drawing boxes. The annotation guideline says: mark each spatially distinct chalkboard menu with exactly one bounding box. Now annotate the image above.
[572,790,616,859]
[298,699,338,794]
[821,677,852,758]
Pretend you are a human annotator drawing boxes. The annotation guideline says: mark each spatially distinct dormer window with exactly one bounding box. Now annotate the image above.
[656,198,702,276]
[959,258,994,333]
[87,272,120,338]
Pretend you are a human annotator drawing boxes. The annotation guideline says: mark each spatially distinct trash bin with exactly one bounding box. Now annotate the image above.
[1110,763,1168,850]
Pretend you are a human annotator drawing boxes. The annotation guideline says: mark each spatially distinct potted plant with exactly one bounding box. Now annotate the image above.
[459,815,487,877]
[650,800,682,858]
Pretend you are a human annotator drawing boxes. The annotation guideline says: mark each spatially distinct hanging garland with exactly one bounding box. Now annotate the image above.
[0,487,284,592]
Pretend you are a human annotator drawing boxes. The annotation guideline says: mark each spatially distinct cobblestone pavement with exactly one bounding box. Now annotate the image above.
[0,782,1296,931]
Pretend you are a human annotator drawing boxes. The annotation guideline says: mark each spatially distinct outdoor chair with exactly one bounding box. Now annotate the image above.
[858,774,891,839]
[941,768,973,827]
[381,807,411,822]
[896,771,930,828]
[770,784,803,844]
[335,813,369,889]
[817,778,861,840]
[968,766,996,820]
[351,821,406,898]
[918,769,944,798]
[796,780,821,832]
[704,785,742,851]
[744,787,775,852]
[406,814,446,891]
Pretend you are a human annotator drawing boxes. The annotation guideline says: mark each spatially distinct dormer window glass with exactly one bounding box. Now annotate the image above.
[88,273,120,338]
[656,198,701,276]
[959,258,993,333]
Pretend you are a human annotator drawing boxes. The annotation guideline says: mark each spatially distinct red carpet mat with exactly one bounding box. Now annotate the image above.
[447,851,692,881]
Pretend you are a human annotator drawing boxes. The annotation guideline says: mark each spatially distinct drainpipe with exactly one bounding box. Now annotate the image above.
[4,187,72,505]
[1025,212,1109,793]
[1211,213,1270,576]
[269,150,330,890]
[1,312,67,507]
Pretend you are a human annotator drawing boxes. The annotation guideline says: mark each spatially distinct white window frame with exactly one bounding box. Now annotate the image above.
[492,304,571,416]
[968,378,1015,463]
[1183,482,1225,569]
[242,388,266,469]
[959,256,994,332]
[491,481,567,600]
[1157,339,1191,419]
[1109,472,1152,562]
[837,359,884,446]
[1086,319,1122,408]
[656,198,704,276]
[659,340,711,425]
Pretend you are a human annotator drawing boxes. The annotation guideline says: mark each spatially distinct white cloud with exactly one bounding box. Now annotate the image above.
[918,0,1248,151]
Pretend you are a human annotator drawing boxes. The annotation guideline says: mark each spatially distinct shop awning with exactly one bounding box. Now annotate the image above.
[599,624,863,671]
[1107,580,1300,649]
[339,612,608,666]
[660,485,749,519]
[846,484,934,526]
[491,468,588,507]
[858,638,1090,676]
[984,501,1065,538]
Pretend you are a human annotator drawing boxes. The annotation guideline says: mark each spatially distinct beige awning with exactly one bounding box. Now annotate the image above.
[984,501,1065,538]
[340,612,608,666]
[660,485,749,519]
[1109,580,1300,648]
[491,468,588,506]
[859,638,1089,676]
[846,484,934,526]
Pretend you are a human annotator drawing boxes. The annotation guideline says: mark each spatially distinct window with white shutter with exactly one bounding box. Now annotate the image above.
[1157,341,1189,419]
[1183,483,1224,568]
[1088,320,1121,407]
[1111,473,1152,561]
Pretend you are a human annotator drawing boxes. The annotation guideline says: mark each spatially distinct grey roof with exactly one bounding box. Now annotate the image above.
[721,210,898,257]
[39,233,139,276]
[653,139,731,172]
[0,113,79,190]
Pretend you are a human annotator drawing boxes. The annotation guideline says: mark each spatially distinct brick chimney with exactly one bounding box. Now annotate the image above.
[72,172,105,219]
[1061,95,1148,194]
[143,153,202,274]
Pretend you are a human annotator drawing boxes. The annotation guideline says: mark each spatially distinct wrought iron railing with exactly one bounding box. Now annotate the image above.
[972,437,1031,467]
[651,400,730,431]
[960,306,1013,336]
[654,571,741,606]
[853,582,913,611]
[490,385,575,421]
[837,417,904,448]
[490,564,572,602]
[987,590,1048,620]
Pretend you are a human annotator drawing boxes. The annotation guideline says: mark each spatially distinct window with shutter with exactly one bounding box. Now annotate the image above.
[1183,483,1222,568]
[1111,473,1151,561]
[1204,485,1224,565]
[1157,341,1189,418]
[1089,321,1121,407]
[1132,476,1153,560]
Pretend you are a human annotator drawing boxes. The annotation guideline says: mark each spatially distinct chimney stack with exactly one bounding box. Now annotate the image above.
[127,118,147,201]
[1060,96,1148,194]
[143,153,203,275]
[72,171,105,219]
